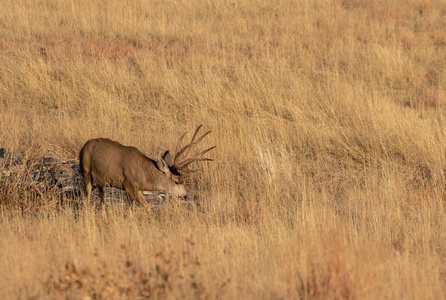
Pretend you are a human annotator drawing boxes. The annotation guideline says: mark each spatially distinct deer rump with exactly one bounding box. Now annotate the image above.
[80,138,162,191]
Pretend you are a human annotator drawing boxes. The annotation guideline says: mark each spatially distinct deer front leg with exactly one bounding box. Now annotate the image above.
[124,184,154,218]
[135,190,154,218]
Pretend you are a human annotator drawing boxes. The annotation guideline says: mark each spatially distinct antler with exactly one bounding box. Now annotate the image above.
[173,125,216,173]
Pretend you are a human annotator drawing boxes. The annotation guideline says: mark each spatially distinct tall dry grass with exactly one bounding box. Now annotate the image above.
[1,0,446,298]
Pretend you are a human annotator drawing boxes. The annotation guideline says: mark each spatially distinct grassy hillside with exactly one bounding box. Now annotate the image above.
[1,0,446,298]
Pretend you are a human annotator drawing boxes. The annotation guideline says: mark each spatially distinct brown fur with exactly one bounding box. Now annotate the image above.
[79,138,186,216]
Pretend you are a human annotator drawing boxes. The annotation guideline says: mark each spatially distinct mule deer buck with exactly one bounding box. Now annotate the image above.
[79,125,215,216]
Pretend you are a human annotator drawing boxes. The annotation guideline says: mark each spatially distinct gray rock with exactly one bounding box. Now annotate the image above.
[0,149,178,210]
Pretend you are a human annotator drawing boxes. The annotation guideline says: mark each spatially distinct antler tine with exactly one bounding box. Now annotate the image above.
[177,130,212,161]
[195,145,216,157]
[179,157,214,173]
[175,132,188,156]
[174,143,192,166]
[183,125,203,158]
[173,125,203,166]
[176,145,216,170]
[177,156,214,173]
[173,125,215,173]
[192,130,212,146]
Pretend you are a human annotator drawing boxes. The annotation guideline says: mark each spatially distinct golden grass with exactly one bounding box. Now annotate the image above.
[1,0,446,298]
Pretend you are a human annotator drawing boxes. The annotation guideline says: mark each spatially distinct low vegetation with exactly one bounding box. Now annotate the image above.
[1,0,446,298]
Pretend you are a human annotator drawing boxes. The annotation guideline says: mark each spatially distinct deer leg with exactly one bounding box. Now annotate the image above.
[98,186,106,215]
[135,191,154,217]
[123,192,134,207]
[83,174,92,208]
[124,185,154,217]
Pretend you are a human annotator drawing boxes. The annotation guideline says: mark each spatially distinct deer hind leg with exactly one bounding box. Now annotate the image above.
[82,173,92,208]
[98,186,106,215]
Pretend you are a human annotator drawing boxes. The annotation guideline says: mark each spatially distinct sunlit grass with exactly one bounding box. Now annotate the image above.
[1,0,446,298]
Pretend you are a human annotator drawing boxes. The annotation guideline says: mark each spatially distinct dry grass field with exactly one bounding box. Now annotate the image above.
[1,0,446,298]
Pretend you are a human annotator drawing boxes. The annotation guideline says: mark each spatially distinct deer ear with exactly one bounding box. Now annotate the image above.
[156,153,171,174]
[161,150,174,167]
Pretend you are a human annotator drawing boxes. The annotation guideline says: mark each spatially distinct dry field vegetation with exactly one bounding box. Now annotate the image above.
[1,0,446,298]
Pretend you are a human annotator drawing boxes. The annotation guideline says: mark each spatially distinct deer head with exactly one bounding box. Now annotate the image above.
[155,125,216,200]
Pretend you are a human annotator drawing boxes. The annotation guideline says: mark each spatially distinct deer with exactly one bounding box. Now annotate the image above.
[79,125,215,216]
